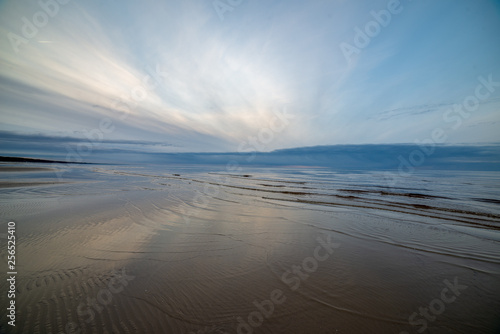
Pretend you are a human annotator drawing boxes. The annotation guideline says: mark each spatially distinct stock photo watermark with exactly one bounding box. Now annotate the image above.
[340,0,411,63]
[400,277,467,333]
[179,105,295,225]
[53,64,169,181]
[8,0,72,53]
[6,221,17,327]
[213,0,244,21]
[384,74,499,188]
[45,267,135,334]
[236,234,340,334]
[237,107,295,162]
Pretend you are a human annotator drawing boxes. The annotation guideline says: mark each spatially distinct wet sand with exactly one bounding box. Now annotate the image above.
[1,164,500,333]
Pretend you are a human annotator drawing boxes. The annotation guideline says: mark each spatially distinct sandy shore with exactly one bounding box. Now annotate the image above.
[1,164,499,333]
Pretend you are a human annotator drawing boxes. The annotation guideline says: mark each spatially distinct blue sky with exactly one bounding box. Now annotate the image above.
[1,0,499,154]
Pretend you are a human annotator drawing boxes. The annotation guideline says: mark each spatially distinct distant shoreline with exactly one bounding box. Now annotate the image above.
[0,156,91,164]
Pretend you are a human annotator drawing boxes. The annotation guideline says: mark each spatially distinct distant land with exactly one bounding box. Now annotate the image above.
[0,156,91,164]
[1,144,499,171]
[149,144,500,171]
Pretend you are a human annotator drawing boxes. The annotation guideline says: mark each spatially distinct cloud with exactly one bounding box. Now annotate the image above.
[1,0,499,152]
[372,97,500,122]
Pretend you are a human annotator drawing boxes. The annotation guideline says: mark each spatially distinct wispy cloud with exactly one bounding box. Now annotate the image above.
[1,0,499,153]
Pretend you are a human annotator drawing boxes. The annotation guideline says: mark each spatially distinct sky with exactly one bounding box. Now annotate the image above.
[0,0,500,157]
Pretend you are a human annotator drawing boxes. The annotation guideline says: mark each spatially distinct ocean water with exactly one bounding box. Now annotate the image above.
[1,163,499,333]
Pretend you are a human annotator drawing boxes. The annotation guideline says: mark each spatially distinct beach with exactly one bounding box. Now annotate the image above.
[1,163,500,333]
